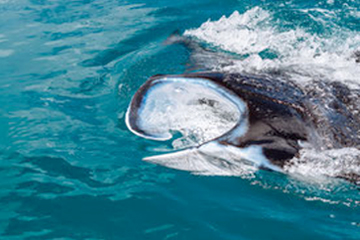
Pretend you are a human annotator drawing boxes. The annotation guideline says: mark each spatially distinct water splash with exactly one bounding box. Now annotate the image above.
[285,147,360,185]
[184,7,360,86]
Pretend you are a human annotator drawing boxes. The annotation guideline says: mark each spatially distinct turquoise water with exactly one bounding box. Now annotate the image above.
[1,0,360,239]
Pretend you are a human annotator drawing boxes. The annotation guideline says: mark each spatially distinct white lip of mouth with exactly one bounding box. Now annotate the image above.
[143,141,283,175]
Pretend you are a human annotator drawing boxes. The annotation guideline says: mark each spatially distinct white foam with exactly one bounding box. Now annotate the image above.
[285,147,360,184]
[184,7,360,86]
[0,49,14,58]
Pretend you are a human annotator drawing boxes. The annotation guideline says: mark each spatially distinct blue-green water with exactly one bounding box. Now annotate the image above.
[1,0,360,239]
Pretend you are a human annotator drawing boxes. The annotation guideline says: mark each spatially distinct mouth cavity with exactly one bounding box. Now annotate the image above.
[126,77,247,149]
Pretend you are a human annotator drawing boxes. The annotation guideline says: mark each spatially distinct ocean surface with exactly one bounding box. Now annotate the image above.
[0,0,360,239]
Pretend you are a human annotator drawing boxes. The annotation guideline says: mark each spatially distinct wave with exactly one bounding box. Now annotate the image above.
[184,7,360,87]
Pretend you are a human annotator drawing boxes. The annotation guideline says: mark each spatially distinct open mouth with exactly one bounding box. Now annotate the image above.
[126,76,247,146]
[125,75,282,175]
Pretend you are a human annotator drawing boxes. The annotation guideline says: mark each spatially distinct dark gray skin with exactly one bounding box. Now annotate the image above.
[127,71,360,183]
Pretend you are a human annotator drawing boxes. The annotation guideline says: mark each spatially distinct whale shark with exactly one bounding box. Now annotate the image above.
[126,72,360,183]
